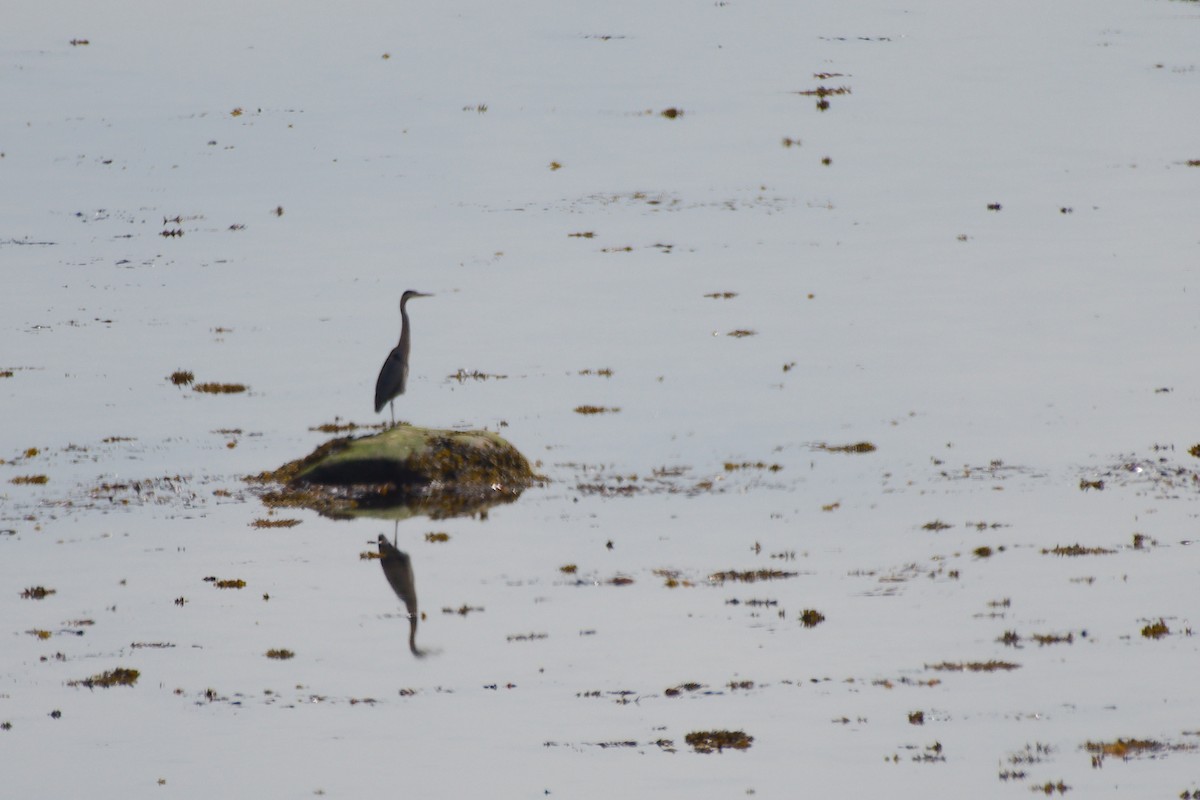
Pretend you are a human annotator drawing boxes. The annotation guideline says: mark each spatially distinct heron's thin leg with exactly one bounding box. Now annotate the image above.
[389,401,395,427]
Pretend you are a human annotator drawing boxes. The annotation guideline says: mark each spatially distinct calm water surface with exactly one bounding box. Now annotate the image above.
[3,0,1199,796]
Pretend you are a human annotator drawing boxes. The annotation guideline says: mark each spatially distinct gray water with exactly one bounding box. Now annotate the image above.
[3,0,1199,796]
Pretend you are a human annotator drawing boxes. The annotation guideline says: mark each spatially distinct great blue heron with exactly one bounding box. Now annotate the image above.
[374,290,433,426]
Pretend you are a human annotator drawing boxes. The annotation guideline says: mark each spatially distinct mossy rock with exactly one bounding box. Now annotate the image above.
[250,426,538,519]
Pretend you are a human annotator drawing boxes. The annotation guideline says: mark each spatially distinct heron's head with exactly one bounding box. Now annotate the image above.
[400,290,434,306]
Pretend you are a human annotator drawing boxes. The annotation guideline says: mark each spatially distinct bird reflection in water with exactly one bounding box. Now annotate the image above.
[377,533,429,658]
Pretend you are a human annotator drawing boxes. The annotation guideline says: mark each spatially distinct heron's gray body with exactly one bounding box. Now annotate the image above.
[373,346,409,411]
[374,290,431,425]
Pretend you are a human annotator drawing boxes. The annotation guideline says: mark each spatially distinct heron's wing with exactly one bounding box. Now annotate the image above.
[373,348,410,412]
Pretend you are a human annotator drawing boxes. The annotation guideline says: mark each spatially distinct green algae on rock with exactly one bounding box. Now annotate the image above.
[250,425,537,519]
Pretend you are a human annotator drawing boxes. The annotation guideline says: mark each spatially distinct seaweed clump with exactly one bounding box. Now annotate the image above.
[1041,544,1115,557]
[1141,619,1169,639]
[709,569,797,583]
[926,660,1020,672]
[193,383,247,394]
[799,609,826,628]
[685,730,753,753]
[68,667,140,688]
[1085,738,1169,759]
[11,475,49,485]
[816,441,877,454]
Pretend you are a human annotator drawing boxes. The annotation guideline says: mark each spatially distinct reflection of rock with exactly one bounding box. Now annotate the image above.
[250,426,538,519]
[378,534,424,658]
